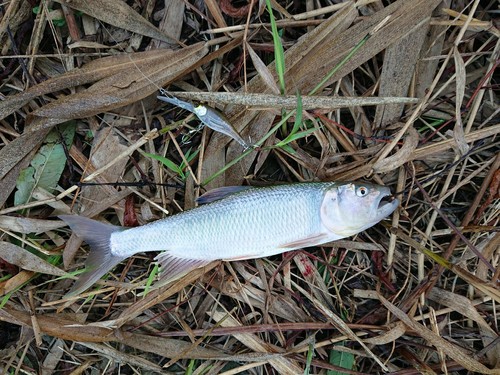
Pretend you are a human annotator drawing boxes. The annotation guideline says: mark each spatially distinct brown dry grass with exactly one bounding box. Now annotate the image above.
[0,0,499,374]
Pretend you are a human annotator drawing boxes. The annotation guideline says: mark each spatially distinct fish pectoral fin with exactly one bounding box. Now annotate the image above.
[279,233,329,249]
[155,252,212,282]
[196,186,254,204]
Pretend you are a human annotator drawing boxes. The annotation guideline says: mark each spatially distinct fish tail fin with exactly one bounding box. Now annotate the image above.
[59,215,126,296]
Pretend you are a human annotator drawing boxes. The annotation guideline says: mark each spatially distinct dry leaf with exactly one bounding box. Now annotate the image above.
[77,342,163,373]
[427,288,495,333]
[374,24,429,126]
[0,242,68,276]
[379,293,499,374]
[363,322,406,345]
[373,125,419,173]
[30,44,208,122]
[0,48,199,119]
[0,270,34,295]
[246,42,280,95]
[453,46,470,155]
[0,216,65,234]
[53,0,176,44]
[211,308,303,373]
[42,338,65,374]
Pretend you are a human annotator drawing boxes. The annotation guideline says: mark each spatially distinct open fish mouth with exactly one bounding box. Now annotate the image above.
[376,190,399,216]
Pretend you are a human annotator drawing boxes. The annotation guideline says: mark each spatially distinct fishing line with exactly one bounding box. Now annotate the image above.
[73,181,183,188]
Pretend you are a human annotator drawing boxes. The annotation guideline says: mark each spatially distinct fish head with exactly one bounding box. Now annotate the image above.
[321,182,399,237]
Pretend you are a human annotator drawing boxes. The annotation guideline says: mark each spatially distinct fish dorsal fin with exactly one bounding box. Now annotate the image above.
[155,252,211,282]
[196,186,254,204]
[279,233,329,249]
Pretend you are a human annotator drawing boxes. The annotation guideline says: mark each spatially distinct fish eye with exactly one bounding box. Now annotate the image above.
[356,186,368,197]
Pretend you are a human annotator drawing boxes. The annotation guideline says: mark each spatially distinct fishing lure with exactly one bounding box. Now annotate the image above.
[157,95,251,149]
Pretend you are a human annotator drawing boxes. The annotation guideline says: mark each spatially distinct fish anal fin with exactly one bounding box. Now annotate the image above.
[196,186,253,204]
[280,233,329,249]
[155,252,211,282]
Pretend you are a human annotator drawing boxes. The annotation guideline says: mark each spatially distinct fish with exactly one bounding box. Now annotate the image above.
[60,182,399,296]
[157,95,251,149]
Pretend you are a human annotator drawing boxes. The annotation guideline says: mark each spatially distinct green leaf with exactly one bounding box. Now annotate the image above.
[143,263,159,296]
[291,92,303,134]
[275,103,315,148]
[14,167,36,207]
[52,18,67,27]
[0,242,67,276]
[328,341,355,375]
[144,152,184,179]
[14,122,76,206]
[179,147,200,169]
[265,0,286,94]
[303,339,315,375]
[0,291,15,309]
[278,93,303,145]
[32,6,66,27]
[280,144,296,154]
[281,128,317,145]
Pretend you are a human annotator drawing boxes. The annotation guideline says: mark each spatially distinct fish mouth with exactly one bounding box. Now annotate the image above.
[376,190,399,217]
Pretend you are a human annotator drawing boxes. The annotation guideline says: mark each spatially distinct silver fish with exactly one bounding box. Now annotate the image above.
[60,182,398,296]
[157,95,251,149]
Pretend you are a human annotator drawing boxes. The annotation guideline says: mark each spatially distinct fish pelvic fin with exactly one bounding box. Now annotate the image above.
[59,215,126,296]
[155,252,211,283]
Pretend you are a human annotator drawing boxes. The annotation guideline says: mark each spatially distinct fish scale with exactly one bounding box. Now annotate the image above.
[115,183,331,260]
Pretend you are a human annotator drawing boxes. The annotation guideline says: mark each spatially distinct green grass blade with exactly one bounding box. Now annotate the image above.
[275,128,316,147]
[274,93,313,147]
[179,147,200,169]
[145,152,185,179]
[309,33,370,96]
[202,110,295,186]
[143,263,159,296]
[265,0,285,94]
[303,339,315,375]
[291,91,303,134]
